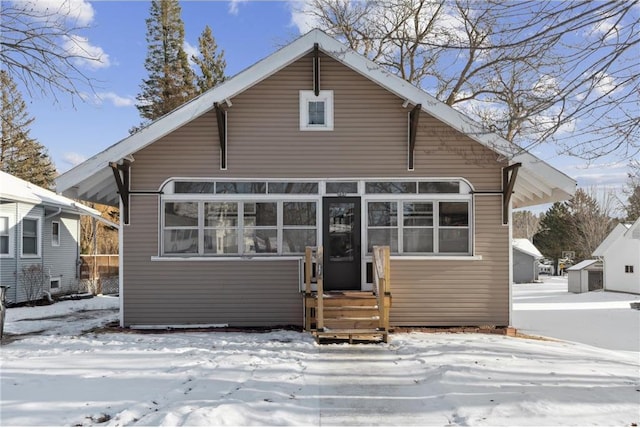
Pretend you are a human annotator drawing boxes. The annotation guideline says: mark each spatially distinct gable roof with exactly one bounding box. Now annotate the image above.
[0,171,99,217]
[512,239,543,259]
[56,29,575,207]
[567,259,602,271]
[623,217,640,239]
[592,223,632,256]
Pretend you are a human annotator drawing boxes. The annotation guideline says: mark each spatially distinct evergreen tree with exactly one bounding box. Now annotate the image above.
[565,189,614,261]
[192,25,226,94]
[624,161,640,221]
[136,0,196,122]
[0,71,56,189]
[533,203,573,273]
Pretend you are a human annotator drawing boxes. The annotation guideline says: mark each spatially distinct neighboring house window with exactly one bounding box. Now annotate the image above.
[299,90,334,131]
[163,200,317,256]
[21,217,40,257]
[50,278,60,289]
[52,221,60,246]
[0,216,10,256]
[625,265,634,273]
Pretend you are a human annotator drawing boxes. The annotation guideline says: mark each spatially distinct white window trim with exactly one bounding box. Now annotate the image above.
[21,216,41,258]
[50,277,61,289]
[299,90,334,131]
[161,198,319,257]
[0,214,14,258]
[364,198,472,256]
[52,221,60,247]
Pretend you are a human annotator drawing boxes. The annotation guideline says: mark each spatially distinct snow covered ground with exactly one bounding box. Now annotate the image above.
[1,290,639,426]
[513,276,640,353]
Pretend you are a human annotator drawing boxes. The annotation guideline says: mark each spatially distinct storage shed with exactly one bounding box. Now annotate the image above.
[513,239,543,283]
[567,259,603,293]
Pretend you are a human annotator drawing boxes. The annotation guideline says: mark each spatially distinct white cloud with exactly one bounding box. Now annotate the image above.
[62,152,86,167]
[593,72,618,96]
[591,15,621,41]
[11,0,95,26]
[288,0,321,34]
[63,34,110,69]
[95,92,134,107]
[228,0,248,16]
[184,40,198,67]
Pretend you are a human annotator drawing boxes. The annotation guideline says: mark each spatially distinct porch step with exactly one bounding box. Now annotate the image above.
[313,328,389,344]
[323,318,379,329]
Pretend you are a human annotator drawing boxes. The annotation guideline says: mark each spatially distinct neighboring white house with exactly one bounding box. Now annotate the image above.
[512,239,543,283]
[567,259,603,293]
[0,171,105,304]
[592,218,640,295]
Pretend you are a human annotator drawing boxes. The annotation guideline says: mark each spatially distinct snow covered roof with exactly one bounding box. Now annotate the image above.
[0,171,99,216]
[56,29,576,208]
[512,239,543,259]
[567,259,602,271]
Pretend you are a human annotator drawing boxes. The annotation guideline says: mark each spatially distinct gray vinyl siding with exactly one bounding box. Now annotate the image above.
[0,202,19,303]
[123,196,302,327]
[513,249,537,284]
[124,53,509,327]
[42,214,80,296]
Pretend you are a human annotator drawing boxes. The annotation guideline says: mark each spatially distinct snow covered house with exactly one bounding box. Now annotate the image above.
[593,218,640,295]
[55,29,576,330]
[512,239,543,283]
[0,171,101,304]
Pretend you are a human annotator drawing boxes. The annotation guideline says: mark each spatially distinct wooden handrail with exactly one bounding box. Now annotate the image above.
[304,246,324,331]
[372,246,391,332]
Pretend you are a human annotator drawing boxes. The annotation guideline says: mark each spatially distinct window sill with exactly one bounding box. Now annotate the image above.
[20,255,41,259]
[389,255,483,261]
[151,256,304,262]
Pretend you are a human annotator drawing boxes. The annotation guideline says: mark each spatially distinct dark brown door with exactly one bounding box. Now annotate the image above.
[323,197,361,290]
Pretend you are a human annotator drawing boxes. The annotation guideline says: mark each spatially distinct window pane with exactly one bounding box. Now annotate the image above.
[23,219,37,237]
[165,203,198,227]
[283,202,316,226]
[440,202,469,226]
[368,202,397,227]
[164,229,198,253]
[174,182,215,194]
[439,229,469,253]
[204,229,238,254]
[244,203,276,226]
[326,182,358,194]
[216,182,266,194]
[283,229,316,253]
[205,203,238,227]
[403,228,433,252]
[418,181,460,194]
[403,202,433,226]
[52,222,60,245]
[268,182,318,194]
[0,217,8,234]
[367,229,398,252]
[308,101,325,125]
[23,237,37,254]
[1,236,8,254]
[365,182,416,194]
[244,228,278,253]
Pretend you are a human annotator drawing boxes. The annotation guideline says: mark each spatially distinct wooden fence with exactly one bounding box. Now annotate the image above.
[80,255,119,280]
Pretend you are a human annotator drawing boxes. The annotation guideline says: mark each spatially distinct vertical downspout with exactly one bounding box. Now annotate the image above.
[507,194,513,328]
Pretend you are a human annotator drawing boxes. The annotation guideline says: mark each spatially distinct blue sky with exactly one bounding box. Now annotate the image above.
[15,0,633,200]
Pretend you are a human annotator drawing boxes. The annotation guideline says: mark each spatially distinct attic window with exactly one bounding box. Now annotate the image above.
[300,90,333,131]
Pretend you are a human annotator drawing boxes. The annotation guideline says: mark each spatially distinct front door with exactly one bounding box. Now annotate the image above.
[323,197,361,290]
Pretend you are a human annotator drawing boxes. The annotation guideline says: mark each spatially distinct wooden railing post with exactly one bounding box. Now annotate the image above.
[383,246,391,336]
[316,246,324,331]
[305,247,312,294]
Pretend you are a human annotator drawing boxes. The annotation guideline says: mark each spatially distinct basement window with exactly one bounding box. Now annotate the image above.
[625,265,634,273]
[300,90,333,131]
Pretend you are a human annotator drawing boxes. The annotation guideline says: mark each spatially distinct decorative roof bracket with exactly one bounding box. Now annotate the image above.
[214,102,227,170]
[408,104,421,170]
[313,43,320,96]
[109,159,131,225]
[503,163,522,223]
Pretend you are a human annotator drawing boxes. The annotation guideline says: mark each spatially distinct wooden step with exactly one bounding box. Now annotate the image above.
[323,307,379,318]
[323,318,379,329]
[313,328,389,344]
